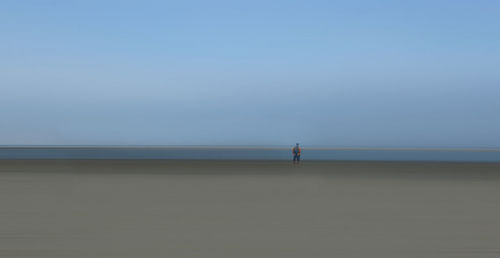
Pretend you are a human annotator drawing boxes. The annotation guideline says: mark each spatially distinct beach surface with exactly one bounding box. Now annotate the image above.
[1,160,500,257]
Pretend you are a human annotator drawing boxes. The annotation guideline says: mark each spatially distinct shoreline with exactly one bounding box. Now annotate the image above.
[1,148,499,162]
[1,145,500,152]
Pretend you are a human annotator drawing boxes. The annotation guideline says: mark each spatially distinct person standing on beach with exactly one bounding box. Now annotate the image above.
[292,143,301,163]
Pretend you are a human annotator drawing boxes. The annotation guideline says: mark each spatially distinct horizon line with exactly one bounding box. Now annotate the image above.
[1,145,500,152]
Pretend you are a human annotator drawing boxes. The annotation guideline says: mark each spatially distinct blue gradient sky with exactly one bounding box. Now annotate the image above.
[1,0,499,147]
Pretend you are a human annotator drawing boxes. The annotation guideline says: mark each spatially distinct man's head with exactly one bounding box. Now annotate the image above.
[296,143,299,146]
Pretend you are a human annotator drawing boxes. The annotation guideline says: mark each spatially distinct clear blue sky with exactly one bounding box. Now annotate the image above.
[1,0,499,147]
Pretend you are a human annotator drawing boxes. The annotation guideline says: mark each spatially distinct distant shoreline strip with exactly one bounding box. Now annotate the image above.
[0,146,499,152]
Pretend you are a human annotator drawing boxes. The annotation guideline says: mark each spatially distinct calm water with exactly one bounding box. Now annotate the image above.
[0,147,499,162]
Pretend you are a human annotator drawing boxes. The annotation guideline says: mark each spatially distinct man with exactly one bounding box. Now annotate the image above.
[292,143,301,163]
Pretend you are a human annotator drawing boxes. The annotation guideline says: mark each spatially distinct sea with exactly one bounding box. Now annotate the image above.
[0,146,499,162]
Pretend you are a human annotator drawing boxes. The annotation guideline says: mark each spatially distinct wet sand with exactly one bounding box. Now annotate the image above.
[1,160,500,258]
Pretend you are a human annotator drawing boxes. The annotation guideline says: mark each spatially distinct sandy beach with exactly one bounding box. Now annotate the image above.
[1,160,499,258]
